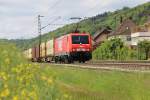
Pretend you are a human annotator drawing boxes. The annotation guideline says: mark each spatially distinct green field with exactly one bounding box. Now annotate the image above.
[0,42,150,100]
[41,65,150,100]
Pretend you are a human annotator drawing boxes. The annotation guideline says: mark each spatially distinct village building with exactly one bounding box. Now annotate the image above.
[93,18,150,49]
[93,26,112,49]
[108,19,137,46]
[131,21,150,46]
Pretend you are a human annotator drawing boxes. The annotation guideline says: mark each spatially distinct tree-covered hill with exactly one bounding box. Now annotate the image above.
[12,2,150,50]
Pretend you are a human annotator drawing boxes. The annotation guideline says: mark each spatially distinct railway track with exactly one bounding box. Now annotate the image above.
[44,61,150,73]
[86,62,150,69]
[84,62,150,72]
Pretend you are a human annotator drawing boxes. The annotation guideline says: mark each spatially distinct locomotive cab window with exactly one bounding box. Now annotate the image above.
[72,35,89,44]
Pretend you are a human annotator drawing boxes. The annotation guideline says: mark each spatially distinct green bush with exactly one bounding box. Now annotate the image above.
[138,40,150,60]
[93,38,138,60]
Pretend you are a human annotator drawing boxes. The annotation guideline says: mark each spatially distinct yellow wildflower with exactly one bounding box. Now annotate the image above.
[21,90,26,97]
[5,58,10,64]
[13,95,18,100]
[0,72,8,80]
[19,77,23,82]
[47,78,53,85]
[29,91,37,99]
[4,84,8,88]
[3,76,7,81]
[41,76,47,80]
[63,94,69,98]
[0,88,10,97]
[29,64,32,67]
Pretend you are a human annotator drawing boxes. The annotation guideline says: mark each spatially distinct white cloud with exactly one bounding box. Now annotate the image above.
[0,0,149,39]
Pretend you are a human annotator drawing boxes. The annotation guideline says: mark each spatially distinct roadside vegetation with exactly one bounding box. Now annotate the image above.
[1,42,150,100]
[0,42,62,100]
[138,40,150,60]
[93,38,150,60]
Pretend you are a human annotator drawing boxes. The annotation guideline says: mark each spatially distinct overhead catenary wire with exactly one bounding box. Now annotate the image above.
[41,16,61,30]
[46,0,63,17]
[48,0,62,10]
[40,0,103,33]
[44,0,95,29]
[39,0,66,32]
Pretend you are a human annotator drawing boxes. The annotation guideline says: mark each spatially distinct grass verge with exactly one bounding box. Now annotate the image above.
[0,42,150,100]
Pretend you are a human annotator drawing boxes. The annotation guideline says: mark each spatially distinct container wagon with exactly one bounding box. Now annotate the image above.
[31,39,54,62]
[45,39,54,62]
[32,45,40,62]
[40,42,46,62]
[24,48,32,60]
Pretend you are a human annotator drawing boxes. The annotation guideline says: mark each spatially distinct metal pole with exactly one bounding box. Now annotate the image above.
[38,15,44,60]
[38,15,41,60]
[70,17,82,33]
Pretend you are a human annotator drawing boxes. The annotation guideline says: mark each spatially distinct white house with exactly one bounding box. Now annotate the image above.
[131,32,150,46]
[108,19,137,46]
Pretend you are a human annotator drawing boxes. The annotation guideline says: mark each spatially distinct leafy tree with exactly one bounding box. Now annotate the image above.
[122,6,130,10]
[109,38,124,59]
[138,40,150,60]
[93,38,122,60]
[93,38,138,60]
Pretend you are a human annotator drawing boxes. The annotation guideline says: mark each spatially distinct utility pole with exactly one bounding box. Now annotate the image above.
[38,15,44,60]
[37,15,61,61]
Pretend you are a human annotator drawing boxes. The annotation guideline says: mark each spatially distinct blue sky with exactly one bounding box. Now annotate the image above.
[0,0,149,39]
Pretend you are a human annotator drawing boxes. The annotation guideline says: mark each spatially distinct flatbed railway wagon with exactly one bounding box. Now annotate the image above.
[54,33,92,63]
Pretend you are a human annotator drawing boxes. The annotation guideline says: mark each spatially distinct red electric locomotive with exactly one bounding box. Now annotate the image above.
[54,33,92,63]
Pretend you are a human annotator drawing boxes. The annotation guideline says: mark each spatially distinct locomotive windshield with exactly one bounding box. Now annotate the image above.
[72,35,89,44]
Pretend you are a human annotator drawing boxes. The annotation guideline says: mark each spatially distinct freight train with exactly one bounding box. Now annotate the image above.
[24,33,92,63]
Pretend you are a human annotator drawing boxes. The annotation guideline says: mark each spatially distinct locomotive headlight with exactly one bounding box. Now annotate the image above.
[77,48,80,51]
[82,48,86,51]
[86,49,89,51]
[73,49,76,51]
